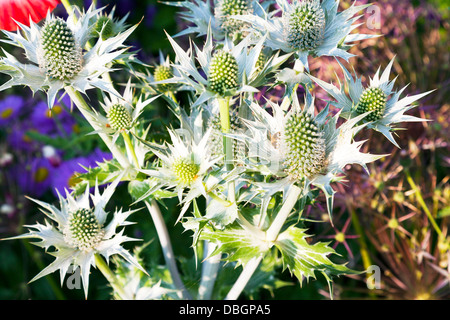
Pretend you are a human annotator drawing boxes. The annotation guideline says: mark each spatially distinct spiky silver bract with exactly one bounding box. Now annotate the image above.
[162,26,291,107]
[309,57,435,148]
[163,0,271,41]
[232,0,377,71]
[0,5,139,109]
[2,177,145,298]
[234,93,384,216]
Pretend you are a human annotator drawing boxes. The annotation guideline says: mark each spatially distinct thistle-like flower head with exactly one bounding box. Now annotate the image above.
[2,177,145,298]
[0,5,139,108]
[92,79,159,143]
[235,93,384,216]
[164,26,291,107]
[163,0,270,41]
[284,0,326,51]
[233,0,377,71]
[140,112,221,218]
[309,57,435,147]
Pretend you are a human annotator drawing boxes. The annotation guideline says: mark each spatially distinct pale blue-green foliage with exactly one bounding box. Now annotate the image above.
[0,0,433,300]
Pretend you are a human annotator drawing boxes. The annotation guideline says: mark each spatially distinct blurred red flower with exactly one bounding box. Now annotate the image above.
[0,0,60,31]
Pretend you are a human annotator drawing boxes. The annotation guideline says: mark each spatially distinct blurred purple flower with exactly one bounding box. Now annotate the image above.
[30,98,76,137]
[0,95,25,126]
[50,148,112,196]
[14,157,54,197]
[7,123,40,152]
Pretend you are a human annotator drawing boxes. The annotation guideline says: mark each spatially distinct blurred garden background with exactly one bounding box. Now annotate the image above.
[0,0,448,300]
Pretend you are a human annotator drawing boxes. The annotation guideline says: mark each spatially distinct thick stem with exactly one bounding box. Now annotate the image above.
[225,185,302,300]
[94,254,127,299]
[198,241,221,300]
[225,256,263,300]
[145,200,192,300]
[218,97,236,203]
[65,87,130,169]
[122,131,139,168]
[265,184,302,242]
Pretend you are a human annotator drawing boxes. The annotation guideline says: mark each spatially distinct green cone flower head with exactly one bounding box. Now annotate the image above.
[284,0,326,51]
[208,50,239,96]
[172,157,200,186]
[2,177,145,298]
[355,87,387,122]
[39,18,82,81]
[64,208,105,252]
[107,103,133,131]
[282,111,327,180]
[153,64,175,92]
[309,57,435,148]
[94,15,115,40]
[215,0,253,38]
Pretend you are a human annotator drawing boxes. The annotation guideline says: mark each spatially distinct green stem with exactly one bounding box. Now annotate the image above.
[405,170,442,237]
[198,241,221,300]
[265,184,302,242]
[347,199,375,297]
[65,87,130,169]
[145,200,192,300]
[226,184,302,300]
[94,254,127,299]
[218,97,235,203]
[122,131,139,168]
[167,91,178,104]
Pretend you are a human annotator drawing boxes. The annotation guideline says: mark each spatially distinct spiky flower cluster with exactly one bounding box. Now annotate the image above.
[107,104,132,131]
[284,0,326,51]
[153,65,175,92]
[39,18,82,80]
[208,50,239,96]
[356,87,387,121]
[63,208,105,252]
[215,0,253,38]
[172,157,200,186]
[282,111,327,180]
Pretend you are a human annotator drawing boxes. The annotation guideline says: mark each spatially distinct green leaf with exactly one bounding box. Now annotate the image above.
[72,159,123,195]
[194,221,270,267]
[274,226,360,291]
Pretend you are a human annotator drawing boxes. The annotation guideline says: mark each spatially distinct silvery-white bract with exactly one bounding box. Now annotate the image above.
[309,57,435,148]
[233,0,376,71]
[140,113,222,219]
[164,0,273,41]
[91,79,160,144]
[234,93,384,216]
[160,26,291,107]
[0,5,138,108]
[2,177,145,298]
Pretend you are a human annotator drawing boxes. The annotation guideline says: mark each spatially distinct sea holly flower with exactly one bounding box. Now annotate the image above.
[0,0,60,31]
[163,0,272,41]
[90,79,159,143]
[91,6,130,41]
[309,57,435,147]
[235,93,383,216]
[0,5,139,108]
[2,177,145,298]
[163,26,291,107]
[139,112,222,220]
[233,0,376,71]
